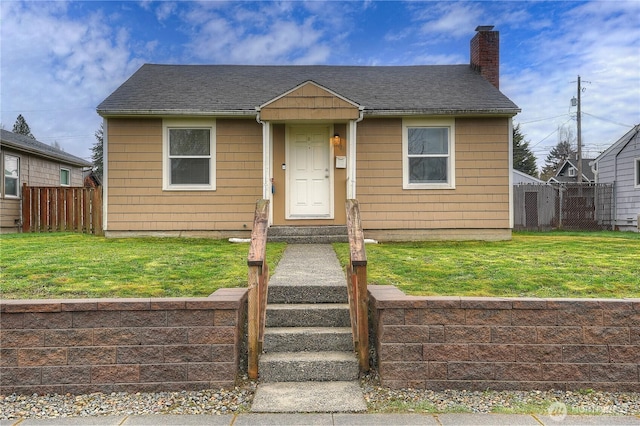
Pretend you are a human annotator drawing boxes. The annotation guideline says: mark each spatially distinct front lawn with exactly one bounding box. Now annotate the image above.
[0,233,285,299]
[2,231,639,299]
[334,231,640,298]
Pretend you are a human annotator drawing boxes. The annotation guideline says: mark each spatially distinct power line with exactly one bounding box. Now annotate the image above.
[582,111,634,128]
[517,113,571,125]
[528,117,574,150]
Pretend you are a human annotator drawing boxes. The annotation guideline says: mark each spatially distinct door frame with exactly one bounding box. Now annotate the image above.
[285,124,334,220]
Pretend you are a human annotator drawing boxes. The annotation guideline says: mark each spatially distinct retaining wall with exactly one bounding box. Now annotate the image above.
[369,285,640,392]
[0,288,247,395]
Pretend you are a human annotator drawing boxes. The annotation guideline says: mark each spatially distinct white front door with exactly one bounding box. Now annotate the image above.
[288,126,332,218]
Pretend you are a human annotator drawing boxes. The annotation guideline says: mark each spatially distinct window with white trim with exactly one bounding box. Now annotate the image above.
[567,167,576,177]
[163,119,216,190]
[60,168,70,186]
[403,118,455,189]
[635,158,640,188]
[4,154,20,198]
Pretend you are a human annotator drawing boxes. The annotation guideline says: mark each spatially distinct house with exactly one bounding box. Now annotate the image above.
[0,129,92,232]
[97,26,520,241]
[548,158,595,184]
[591,124,640,232]
[513,169,544,184]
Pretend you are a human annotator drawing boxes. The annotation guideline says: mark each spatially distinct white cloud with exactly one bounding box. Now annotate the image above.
[502,1,640,168]
[0,1,142,159]
[184,2,333,64]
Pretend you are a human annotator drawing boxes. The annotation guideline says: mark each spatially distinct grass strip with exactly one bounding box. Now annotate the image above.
[334,231,640,298]
[0,233,285,299]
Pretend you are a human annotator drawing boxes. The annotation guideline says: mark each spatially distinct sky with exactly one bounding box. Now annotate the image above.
[1,0,639,171]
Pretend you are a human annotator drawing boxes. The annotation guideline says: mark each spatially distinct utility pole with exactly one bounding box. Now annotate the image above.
[576,75,582,183]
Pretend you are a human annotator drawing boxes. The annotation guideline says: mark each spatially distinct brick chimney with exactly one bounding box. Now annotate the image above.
[470,25,499,89]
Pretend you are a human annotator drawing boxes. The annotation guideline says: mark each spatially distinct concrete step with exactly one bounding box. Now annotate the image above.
[268,284,348,304]
[258,351,359,382]
[263,327,354,353]
[251,381,367,413]
[268,234,349,243]
[266,303,351,328]
[267,226,348,244]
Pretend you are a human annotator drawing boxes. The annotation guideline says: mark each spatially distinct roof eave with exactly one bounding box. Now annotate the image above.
[97,109,257,118]
[0,140,91,167]
[365,108,521,117]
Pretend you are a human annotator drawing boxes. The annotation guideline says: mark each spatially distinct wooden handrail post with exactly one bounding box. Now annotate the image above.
[247,199,269,379]
[345,199,369,372]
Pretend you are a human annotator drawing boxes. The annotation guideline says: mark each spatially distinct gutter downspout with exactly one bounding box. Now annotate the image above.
[102,118,108,233]
[508,118,514,230]
[255,109,272,225]
[347,107,365,199]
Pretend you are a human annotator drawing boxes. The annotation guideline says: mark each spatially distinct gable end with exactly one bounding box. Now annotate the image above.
[259,81,361,121]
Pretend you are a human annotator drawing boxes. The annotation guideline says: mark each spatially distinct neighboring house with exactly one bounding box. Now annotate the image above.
[548,158,595,184]
[513,169,544,184]
[591,124,640,232]
[0,129,92,232]
[97,26,520,241]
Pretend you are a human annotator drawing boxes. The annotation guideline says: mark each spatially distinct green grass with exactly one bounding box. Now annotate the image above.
[0,233,286,299]
[334,231,640,298]
[2,231,639,300]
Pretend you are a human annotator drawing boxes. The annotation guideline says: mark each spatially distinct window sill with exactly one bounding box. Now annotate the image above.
[403,183,455,190]
[163,185,215,191]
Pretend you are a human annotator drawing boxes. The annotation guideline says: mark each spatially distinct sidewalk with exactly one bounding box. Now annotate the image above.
[3,412,640,425]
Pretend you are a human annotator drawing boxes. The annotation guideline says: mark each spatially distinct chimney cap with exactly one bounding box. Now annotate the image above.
[475,25,495,32]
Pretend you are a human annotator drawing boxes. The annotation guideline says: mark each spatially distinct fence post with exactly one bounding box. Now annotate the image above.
[92,187,103,235]
[247,199,269,379]
[22,183,31,232]
[345,199,369,373]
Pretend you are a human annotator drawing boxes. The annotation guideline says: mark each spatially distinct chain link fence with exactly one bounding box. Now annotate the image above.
[514,183,615,231]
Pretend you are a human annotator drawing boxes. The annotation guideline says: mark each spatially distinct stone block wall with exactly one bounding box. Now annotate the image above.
[0,288,247,395]
[369,285,639,392]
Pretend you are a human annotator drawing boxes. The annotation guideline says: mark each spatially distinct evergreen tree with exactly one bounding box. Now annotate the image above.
[91,123,104,181]
[512,124,538,177]
[540,125,576,180]
[12,114,35,139]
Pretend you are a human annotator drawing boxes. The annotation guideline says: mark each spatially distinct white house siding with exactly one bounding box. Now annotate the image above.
[595,129,640,231]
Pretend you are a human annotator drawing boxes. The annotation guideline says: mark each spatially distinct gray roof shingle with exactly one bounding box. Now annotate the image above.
[97,64,520,116]
[0,129,92,167]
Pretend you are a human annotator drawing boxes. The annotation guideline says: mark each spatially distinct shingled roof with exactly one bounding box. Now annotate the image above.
[0,129,91,167]
[97,64,520,117]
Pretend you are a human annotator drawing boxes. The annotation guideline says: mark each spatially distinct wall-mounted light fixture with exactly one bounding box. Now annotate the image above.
[331,133,343,150]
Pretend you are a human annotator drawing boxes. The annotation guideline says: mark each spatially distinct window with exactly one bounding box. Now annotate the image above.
[567,167,576,177]
[4,154,19,198]
[163,119,216,190]
[403,118,455,189]
[60,168,70,186]
[635,158,640,188]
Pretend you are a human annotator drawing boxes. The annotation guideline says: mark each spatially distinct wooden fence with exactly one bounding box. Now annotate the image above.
[21,184,103,235]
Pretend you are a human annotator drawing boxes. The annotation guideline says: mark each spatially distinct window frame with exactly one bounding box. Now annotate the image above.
[3,154,20,198]
[162,118,216,191]
[60,168,71,186]
[402,118,455,189]
[635,157,640,189]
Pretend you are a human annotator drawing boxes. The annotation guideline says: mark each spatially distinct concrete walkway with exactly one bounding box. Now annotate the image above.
[3,412,639,425]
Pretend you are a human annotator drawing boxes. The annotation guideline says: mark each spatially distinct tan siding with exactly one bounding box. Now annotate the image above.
[356,117,511,230]
[260,82,360,121]
[106,118,263,232]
